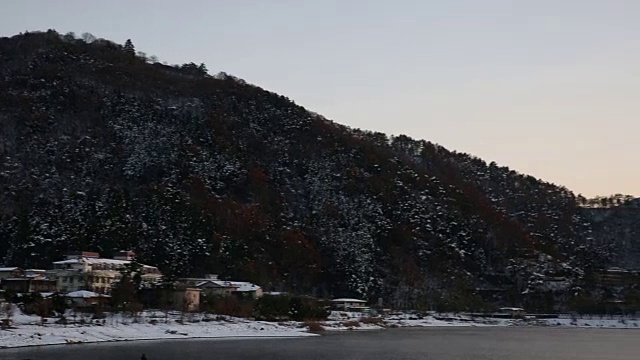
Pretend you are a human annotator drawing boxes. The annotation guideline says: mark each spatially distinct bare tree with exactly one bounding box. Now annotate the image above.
[81,32,96,43]
[160,291,174,324]
[36,297,52,324]
[136,51,147,61]
[180,294,195,323]
[62,32,76,42]
[0,302,14,329]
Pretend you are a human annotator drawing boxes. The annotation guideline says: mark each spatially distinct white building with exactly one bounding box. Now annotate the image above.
[332,298,369,312]
[50,251,162,294]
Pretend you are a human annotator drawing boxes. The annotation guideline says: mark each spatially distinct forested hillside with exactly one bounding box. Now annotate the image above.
[582,198,640,271]
[0,30,624,311]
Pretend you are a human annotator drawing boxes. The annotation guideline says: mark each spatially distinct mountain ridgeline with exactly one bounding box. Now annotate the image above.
[0,31,632,311]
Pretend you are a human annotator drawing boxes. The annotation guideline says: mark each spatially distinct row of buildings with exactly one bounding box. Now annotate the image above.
[0,251,263,311]
[0,251,161,295]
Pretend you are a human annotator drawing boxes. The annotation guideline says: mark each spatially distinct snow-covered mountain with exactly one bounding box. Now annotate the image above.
[0,30,625,311]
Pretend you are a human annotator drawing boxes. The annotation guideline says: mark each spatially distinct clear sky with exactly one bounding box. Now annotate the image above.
[1,0,638,197]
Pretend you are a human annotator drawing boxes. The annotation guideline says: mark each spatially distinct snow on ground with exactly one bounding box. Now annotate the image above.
[323,312,640,330]
[0,308,316,349]
[538,317,640,329]
[312,311,513,331]
[2,308,639,348]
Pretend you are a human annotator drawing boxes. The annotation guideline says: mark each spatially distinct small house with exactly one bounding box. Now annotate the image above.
[1,277,57,294]
[178,274,263,299]
[0,267,24,281]
[498,307,525,318]
[173,287,201,312]
[65,290,111,307]
[332,298,369,312]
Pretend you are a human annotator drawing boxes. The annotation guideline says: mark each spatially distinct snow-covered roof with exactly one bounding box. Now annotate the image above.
[0,267,20,272]
[27,273,50,279]
[192,279,260,292]
[54,258,128,265]
[5,276,52,281]
[332,298,366,303]
[193,280,225,288]
[53,257,157,269]
[499,307,524,311]
[229,281,260,292]
[66,290,110,298]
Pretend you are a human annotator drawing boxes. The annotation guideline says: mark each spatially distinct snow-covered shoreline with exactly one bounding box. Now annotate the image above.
[0,309,318,349]
[1,310,639,349]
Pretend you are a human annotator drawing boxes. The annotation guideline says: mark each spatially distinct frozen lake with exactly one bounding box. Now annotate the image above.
[3,327,639,360]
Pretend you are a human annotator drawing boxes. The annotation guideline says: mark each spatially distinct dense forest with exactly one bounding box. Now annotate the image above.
[0,30,637,311]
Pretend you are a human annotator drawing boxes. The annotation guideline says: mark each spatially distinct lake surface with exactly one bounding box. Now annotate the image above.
[2,327,639,360]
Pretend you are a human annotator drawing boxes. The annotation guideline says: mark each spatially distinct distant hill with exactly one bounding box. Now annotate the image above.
[581,197,640,271]
[0,30,625,311]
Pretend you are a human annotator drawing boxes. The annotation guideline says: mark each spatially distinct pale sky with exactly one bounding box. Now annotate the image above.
[1,0,638,197]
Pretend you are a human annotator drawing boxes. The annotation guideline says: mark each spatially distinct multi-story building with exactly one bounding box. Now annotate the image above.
[50,251,162,294]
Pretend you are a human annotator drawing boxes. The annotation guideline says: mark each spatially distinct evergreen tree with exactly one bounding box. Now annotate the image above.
[123,39,135,56]
[110,260,143,313]
[198,62,208,75]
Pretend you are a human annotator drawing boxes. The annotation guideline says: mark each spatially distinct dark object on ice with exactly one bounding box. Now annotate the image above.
[141,354,147,360]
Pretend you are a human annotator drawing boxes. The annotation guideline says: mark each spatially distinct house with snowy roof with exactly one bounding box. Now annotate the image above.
[0,267,58,295]
[50,251,162,294]
[177,274,263,298]
[0,267,24,281]
[65,290,111,307]
[331,298,369,312]
[1,273,56,294]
